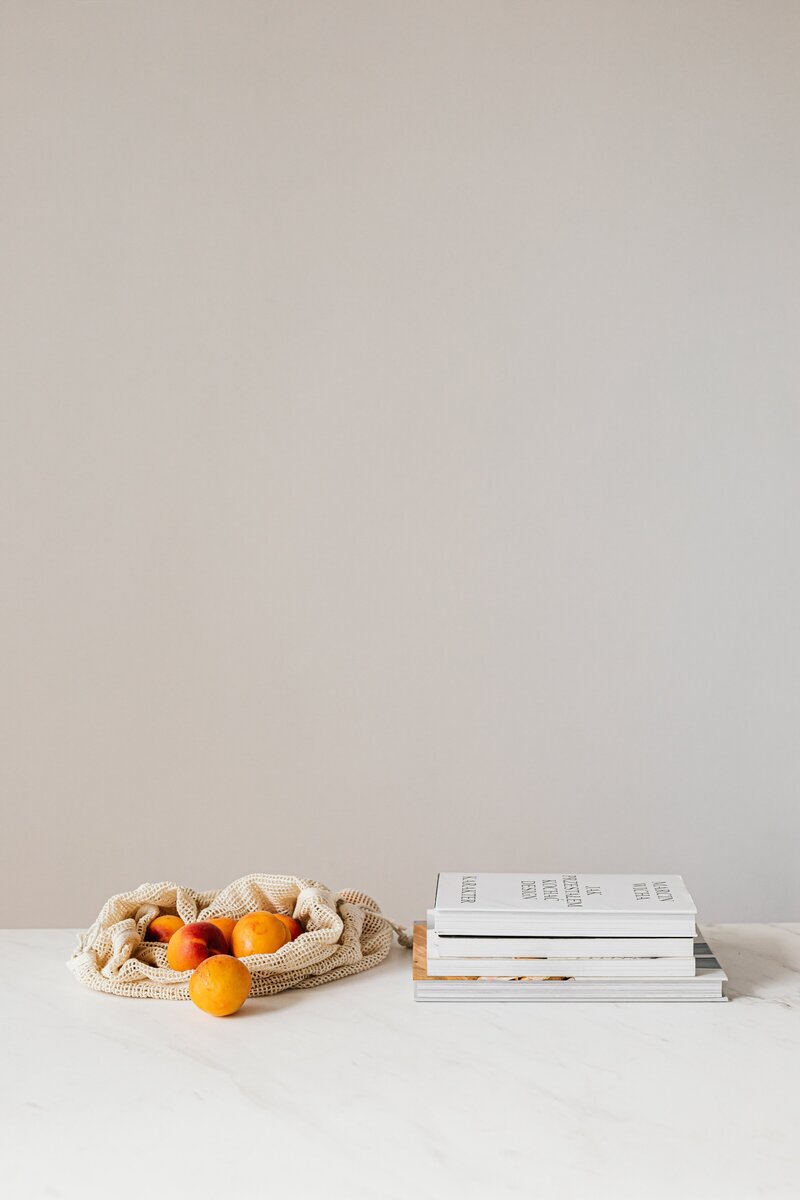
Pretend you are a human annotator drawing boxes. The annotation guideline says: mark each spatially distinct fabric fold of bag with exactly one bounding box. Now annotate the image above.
[68,873,410,999]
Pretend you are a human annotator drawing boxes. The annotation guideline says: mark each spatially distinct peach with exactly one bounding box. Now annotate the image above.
[273,914,303,941]
[167,921,228,972]
[189,955,251,1017]
[146,915,184,943]
[207,917,237,949]
[231,911,289,957]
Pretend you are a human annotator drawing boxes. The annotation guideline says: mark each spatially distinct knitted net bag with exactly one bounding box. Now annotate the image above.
[68,873,411,999]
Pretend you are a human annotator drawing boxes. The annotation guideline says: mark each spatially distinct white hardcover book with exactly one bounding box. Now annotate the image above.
[433,873,697,936]
[414,971,727,1001]
[426,954,697,978]
[426,920,695,959]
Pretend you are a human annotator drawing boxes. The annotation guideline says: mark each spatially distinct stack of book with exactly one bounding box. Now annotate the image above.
[414,873,727,1002]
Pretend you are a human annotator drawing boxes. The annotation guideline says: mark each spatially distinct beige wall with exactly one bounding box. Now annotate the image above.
[2,1,799,928]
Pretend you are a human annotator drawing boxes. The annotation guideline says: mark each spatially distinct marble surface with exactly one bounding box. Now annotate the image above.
[1,924,799,1200]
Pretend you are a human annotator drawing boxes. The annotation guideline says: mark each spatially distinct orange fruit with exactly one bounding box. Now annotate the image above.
[231,911,289,957]
[273,914,303,941]
[189,954,251,1017]
[147,915,184,943]
[207,917,237,949]
[167,921,228,971]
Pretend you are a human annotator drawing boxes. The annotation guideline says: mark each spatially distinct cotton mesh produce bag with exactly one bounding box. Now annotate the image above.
[68,873,411,999]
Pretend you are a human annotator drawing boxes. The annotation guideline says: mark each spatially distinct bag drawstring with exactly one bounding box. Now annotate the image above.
[373,913,414,949]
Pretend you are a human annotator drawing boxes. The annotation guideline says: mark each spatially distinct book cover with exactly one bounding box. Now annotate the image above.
[433,873,697,936]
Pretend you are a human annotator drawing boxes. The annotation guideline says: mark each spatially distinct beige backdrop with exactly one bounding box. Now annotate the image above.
[2,1,799,928]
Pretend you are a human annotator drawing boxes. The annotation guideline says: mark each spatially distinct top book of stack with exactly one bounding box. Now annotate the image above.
[433,873,697,937]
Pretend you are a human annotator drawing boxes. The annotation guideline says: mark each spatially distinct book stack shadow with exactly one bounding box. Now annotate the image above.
[414,874,727,1002]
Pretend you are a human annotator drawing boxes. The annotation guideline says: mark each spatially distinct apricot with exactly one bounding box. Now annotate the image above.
[146,915,184,943]
[207,917,237,949]
[189,954,251,1017]
[231,911,289,957]
[273,914,303,941]
[167,921,228,972]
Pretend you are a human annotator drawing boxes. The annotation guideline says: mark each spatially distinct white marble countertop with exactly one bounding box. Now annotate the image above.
[1,923,799,1200]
